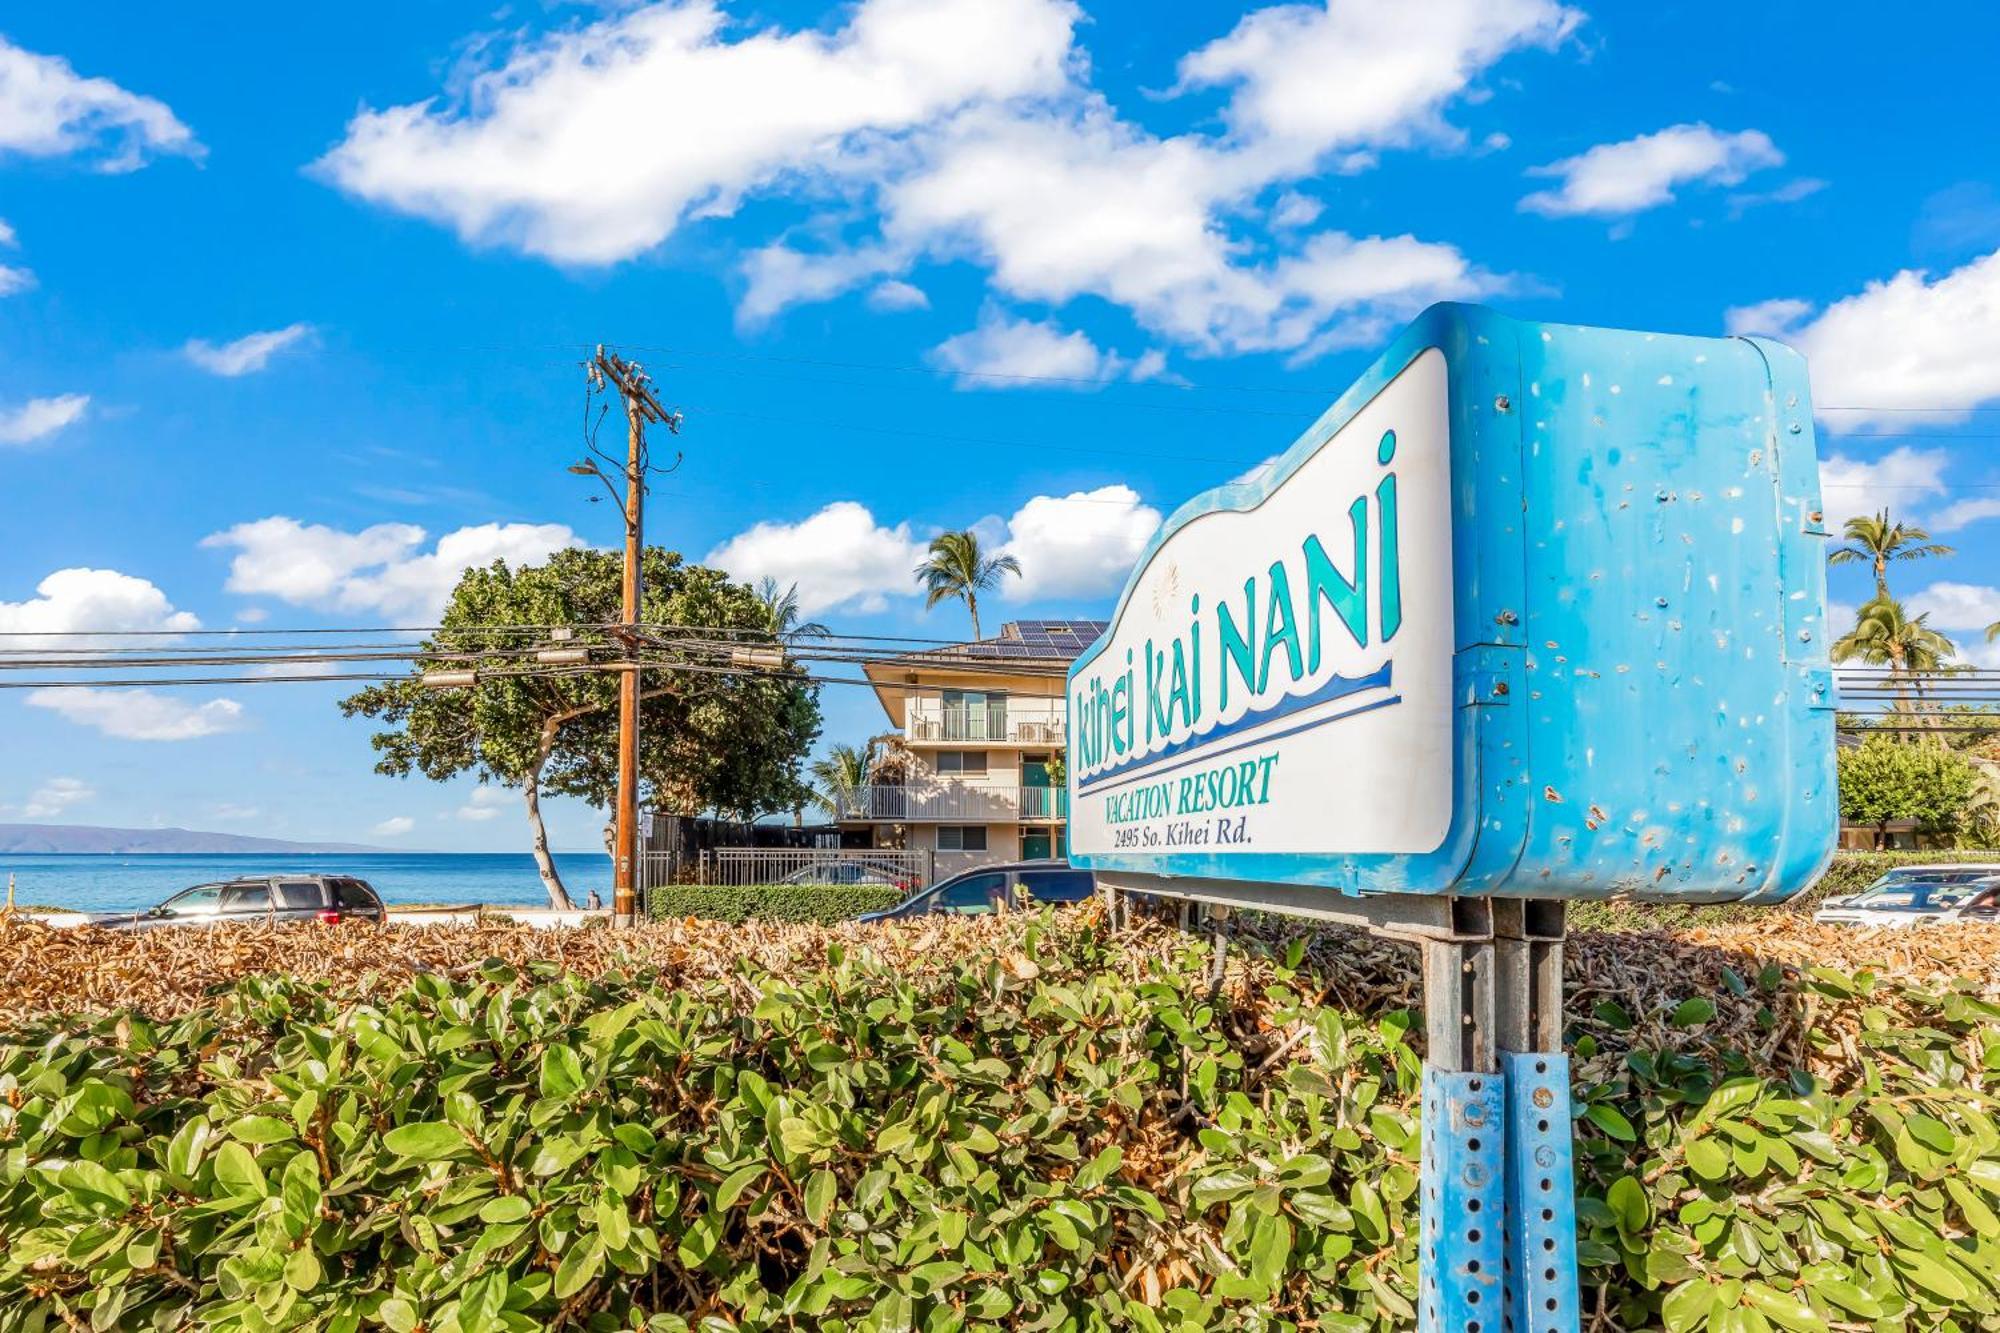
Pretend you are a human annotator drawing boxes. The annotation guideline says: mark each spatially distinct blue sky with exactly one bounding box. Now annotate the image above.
[4,1,1999,851]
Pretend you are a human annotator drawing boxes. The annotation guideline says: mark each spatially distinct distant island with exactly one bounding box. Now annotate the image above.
[0,824,392,855]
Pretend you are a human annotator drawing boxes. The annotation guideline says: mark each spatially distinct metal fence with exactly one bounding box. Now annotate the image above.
[695,847,936,889]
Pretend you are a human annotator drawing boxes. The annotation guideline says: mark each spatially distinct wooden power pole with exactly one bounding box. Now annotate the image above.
[590,347,679,927]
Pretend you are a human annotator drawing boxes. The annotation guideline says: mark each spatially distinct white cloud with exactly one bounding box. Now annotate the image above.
[0,394,88,446]
[866,279,930,311]
[1722,297,1814,338]
[1231,455,1281,485]
[995,486,1161,601]
[708,486,1162,615]
[0,567,199,648]
[19,776,93,819]
[372,815,416,837]
[1933,496,2000,532]
[456,787,510,822]
[1520,124,1783,218]
[1815,446,1949,524]
[27,688,245,741]
[183,323,314,377]
[318,0,1079,265]
[1907,582,2000,632]
[211,803,261,822]
[202,517,585,620]
[1269,190,1323,229]
[928,309,1124,387]
[1175,0,1580,164]
[320,0,1560,362]
[0,34,201,171]
[705,501,926,615]
[1726,249,2000,433]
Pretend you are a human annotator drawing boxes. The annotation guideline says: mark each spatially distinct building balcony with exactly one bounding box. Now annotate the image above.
[831,782,1068,822]
[905,702,1066,745]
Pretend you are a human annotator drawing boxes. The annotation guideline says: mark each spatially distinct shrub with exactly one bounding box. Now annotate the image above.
[647,882,904,924]
[1839,735,1981,839]
[1,915,1998,1329]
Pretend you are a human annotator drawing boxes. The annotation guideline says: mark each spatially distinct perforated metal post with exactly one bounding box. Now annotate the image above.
[1417,900,1580,1333]
[1501,1051,1580,1333]
[1419,1069,1506,1333]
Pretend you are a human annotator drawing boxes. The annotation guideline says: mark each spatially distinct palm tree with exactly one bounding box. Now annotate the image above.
[1832,596,1958,725]
[808,742,870,816]
[1827,510,1954,599]
[1989,620,1999,644]
[915,531,1020,640]
[755,577,830,643]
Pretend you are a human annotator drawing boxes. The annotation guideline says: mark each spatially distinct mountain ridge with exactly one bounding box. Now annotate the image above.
[0,824,393,855]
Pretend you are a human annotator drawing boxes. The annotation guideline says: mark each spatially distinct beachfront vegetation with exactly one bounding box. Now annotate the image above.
[338,548,821,910]
[2,912,1998,1329]
[648,881,903,923]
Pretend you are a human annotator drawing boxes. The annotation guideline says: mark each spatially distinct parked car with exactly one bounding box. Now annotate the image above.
[91,874,387,931]
[776,861,915,890]
[1813,865,2000,928]
[857,860,1094,922]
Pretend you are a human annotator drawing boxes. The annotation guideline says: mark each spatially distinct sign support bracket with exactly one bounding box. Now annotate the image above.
[1101,877,1581,1333]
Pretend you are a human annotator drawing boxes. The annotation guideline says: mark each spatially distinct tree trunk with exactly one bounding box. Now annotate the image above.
[522,769,574,910]
[967,594,981,641]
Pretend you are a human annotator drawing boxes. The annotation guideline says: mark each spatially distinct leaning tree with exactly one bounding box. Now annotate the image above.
[339,546,821,907]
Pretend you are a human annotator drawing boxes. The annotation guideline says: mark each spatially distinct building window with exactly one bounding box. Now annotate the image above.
[935,750,988,776]
[938,825,988,852]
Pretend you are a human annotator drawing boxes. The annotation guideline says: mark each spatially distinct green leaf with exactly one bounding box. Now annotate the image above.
[284,1245,323,1293]
[1672,997,1717,1027]
[1741,1282,1826,1333]
[58,1160,129,1213]
[686,1157,752,1213]
[229,1115,295,1145]
[281,1151,322,1236]
[1661,1280,1716,1332]
[540,1045,587,1101]
[165,1116,212,1178]
[214,1141,268,1198]
[479,1195,533,1225]
[804,1169,837,1226]
[1685,1137,1731,1181]
[1606,1175,1649,1231]
[1587,1104,1638,1142]
[378,1298,419,1333]
[1894,1249,1969,1301]
[383,1121,465,1161]
[554,1235,605,1299]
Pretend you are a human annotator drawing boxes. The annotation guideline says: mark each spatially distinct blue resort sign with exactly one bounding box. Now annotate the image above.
[1067,303,1838,904]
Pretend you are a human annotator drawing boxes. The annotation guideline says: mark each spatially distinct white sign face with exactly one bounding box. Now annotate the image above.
[1069,347,1454,861]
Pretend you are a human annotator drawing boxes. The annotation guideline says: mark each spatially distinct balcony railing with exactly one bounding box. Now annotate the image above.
[906,706,1066,744]
[830,783,1068,822]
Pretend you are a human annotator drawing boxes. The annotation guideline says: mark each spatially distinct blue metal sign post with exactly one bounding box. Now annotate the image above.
[1068,303,1838,1330]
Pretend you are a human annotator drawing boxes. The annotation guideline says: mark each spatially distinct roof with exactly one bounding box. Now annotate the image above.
[895,619,1108,666]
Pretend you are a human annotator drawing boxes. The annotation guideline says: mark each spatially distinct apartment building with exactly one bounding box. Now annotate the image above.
[838,619,1104,876]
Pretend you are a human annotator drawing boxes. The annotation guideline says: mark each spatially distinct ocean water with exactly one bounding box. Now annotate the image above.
[0,852,614,913]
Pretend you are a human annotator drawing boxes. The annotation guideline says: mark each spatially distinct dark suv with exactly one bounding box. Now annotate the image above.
[856,860,1093,922]
[94,874,387,930]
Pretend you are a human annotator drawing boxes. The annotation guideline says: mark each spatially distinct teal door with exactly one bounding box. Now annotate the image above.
[1022,829,1051,859]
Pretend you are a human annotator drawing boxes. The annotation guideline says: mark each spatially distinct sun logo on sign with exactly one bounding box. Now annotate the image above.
[1152,562,1181,620]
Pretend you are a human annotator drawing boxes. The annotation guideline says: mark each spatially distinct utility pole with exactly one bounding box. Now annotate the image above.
[586,347,679,927]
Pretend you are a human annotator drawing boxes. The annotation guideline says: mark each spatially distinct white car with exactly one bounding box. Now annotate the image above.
[1813,865,2000,928]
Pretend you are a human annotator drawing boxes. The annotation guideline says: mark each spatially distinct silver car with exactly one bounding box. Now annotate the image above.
[1813,866,2000,928]
[93,874,387,930]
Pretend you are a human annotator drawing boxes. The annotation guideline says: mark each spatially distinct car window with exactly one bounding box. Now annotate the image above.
[333,879,380,909]
[1019,869,1093,903]
[275,881,323,910]
[160,884,225,914]
[933,873,1006,914]
[217,883,272,912]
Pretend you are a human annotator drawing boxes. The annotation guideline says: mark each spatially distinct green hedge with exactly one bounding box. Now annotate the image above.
[648,882,904,924]
[2,919,1998,1329]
